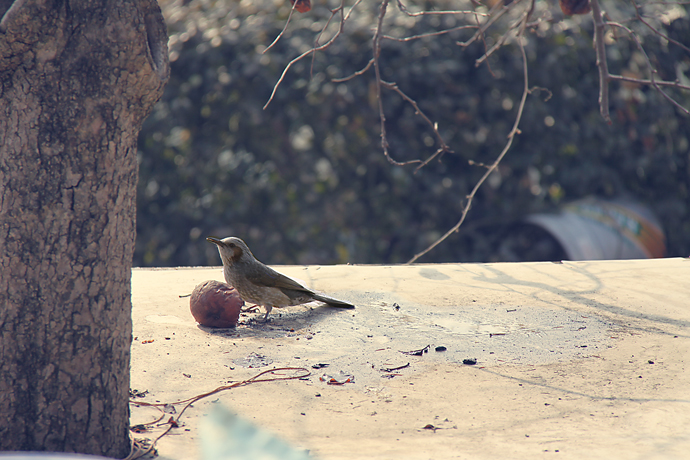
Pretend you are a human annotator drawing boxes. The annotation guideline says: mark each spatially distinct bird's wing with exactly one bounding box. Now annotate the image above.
[311,293,355,308]
[245,264,314,294]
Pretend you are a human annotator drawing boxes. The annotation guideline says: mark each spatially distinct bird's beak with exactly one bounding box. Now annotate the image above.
[206,237,223,246]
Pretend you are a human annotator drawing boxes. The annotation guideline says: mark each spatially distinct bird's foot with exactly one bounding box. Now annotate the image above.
[262,305,273,322]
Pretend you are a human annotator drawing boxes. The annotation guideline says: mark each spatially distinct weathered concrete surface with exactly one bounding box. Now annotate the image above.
[131,259,690,460]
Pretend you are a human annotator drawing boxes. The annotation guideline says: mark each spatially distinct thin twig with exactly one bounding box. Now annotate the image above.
[311,3,344,78]
[380,80,454,169]
[343,0,365,22]
[395,0,484,17]
[457,0,513,49]
[263,1,299,55]
[125,367,311,460]
[642,1,690,5]
[264,0,365,108]
[373,0,422,166]
[608,74,690,91]
[332,58,374,83]
[607,19,690,115]
[475,24,516,66]
[474,7,496,76]
[590,0,612,123]
[630,0,690,55]
[383,25,477,42]
[476,1,531,66]
[264,9,347,109]
[407,1,535,264]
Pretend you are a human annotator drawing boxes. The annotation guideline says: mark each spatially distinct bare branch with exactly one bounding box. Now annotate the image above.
[379,80,454,170]
[373,0,422,166]
[331,58,374,83]
[263,2,348,109]
[260,0,688,262]
[475,0,534,66]
[608,74,690,91]
[334,1,458,167]
[474,8,497,76]
[383,25,477,43]
[456,0,517,49]
[263,1,299,55]
[631,0,690,55]
[475,23,517,66]
[606,19,690,115]
[590,0,612,123]
[344,0,365,21]
[642,1,690,5]
[395,0,486,17]
[408,1,535,264]
[311,3,345,78]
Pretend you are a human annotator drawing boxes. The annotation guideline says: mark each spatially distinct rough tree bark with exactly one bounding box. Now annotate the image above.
[0,0,168,456]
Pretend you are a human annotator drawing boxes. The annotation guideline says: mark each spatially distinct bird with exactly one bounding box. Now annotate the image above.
[207,236,354,320]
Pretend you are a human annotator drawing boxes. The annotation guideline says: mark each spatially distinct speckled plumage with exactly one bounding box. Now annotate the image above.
[207,236,354,319]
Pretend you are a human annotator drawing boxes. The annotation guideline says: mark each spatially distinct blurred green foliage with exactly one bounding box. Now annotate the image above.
[136,0,689,266]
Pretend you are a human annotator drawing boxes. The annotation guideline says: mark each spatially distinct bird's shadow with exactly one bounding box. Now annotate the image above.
[196,302,354,339]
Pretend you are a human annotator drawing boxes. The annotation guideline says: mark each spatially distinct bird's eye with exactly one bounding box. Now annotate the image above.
[228,243,236,248]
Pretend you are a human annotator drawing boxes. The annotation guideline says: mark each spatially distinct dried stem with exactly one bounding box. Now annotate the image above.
[606,19,690,115]
[590,0,612,123]
[263,4,346,110]
[608,74,690,91]
[263,1,299,55]
[630,0,690,55]
[383,25,477,42]
[373,0,421,166]
[260,0,689,262]
[408,1,535,264]
[380,79,454,170]
[395,0,483,17]
[332,58,374,83]
[311,3,344,77]
[125,367,311,460]
[457,0,514,49]
[476,0,532,66]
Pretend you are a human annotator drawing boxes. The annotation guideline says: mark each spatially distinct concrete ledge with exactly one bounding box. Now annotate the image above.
[131,258,690,459]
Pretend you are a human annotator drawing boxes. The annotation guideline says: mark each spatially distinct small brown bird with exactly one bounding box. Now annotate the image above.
[207,236,354,320]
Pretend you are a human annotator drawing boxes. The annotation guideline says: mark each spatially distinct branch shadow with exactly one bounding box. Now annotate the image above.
[444,262,690,338]
[478,367,690,404]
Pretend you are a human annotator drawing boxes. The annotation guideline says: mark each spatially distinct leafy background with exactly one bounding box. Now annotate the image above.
[136,0,690,266]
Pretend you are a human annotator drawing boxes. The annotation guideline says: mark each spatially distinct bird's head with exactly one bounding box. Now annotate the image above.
[206,236,253,265]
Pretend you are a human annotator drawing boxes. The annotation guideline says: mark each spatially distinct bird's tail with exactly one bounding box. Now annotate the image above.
[312,293,355,308]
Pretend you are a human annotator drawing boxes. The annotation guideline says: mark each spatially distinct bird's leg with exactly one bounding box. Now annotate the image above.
[263,305,273,321]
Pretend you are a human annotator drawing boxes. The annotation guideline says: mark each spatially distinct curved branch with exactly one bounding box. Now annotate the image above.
[379,80,454,170]
[263,0,299,55]
[331,58,374,83]
[607,19,690,116]
[373,0,421,166]
[408,2,535,263]
[263,1,347,110]
[590,0,612,123]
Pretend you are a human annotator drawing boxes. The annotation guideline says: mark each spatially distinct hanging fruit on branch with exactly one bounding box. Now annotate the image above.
[559,0,591,15]
[289,0,311,13]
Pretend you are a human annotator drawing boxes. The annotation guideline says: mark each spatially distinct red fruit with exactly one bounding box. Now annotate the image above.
[290,0,311,13]
[559,0,591,15]
[190,280,244,327]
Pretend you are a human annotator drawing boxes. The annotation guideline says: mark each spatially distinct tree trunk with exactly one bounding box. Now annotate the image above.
[0,0,168,456]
